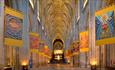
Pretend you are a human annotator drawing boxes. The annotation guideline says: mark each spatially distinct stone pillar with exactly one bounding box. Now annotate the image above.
[19,0,30,66]
[0,0,4,69]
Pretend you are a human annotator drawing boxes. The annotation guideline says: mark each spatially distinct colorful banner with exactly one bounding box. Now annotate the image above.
[29,32,39,49]
[95,5,115,46]
[74,41,80,52]
[4,7,23,47]
[96,11,114,40]
[65,50,71,57]
[43,45,49,54]
[79,31,89,52]
[5,14,22,40]
[39,40,45,49]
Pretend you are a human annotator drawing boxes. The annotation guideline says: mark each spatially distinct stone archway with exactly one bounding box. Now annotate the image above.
[50,39,66,64]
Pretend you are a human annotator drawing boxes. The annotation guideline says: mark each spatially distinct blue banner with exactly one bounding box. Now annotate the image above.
[5,14,23,40]
[96,11,114,40]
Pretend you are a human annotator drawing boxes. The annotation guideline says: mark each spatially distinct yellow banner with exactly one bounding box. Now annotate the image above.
[5,6,23,19]
[95,5,115,16]
[96,37,115,46]
[79,31,89,52]
[29,32,39,49]
[4,38,23,47]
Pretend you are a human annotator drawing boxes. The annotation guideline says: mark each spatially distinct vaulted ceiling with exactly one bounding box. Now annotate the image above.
[39,0,76,43]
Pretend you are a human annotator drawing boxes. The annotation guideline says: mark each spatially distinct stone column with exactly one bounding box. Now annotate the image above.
[0,0,4,69]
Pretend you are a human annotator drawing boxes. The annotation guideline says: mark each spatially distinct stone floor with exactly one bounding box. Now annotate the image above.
[30,64,91,70]
[30,64,109,70]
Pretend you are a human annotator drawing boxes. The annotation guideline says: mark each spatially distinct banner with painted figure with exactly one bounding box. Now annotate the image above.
[5,14,22,40]
[96,11,114,40]
[44,45,49,54]
[4,7,23,47]
[95,5,115,46]
[69,41,80,56]
[74,41,79,53]
[79,31,89,52]
[29,33,39,49]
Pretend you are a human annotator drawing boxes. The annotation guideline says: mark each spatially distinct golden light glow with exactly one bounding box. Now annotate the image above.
[57,55,60,60]
[21,61,27,66]
[91,60,97,66]
[54,50,63,54]
[54,55,62,60]
[67,60,70,63]
[48,60,50,63]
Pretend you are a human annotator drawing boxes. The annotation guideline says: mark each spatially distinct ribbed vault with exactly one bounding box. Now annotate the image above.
[39,0,75,44]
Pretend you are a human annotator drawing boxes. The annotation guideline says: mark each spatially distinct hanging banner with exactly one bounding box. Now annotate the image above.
[95,5,115,46]
[65,50,71,58]
[72,41,80,55]
[43,45,49,54]
[39,40,45,48]
[5,14,22,40]
[29,32,39,50]
[42,45,51,56]
[79,31,89,52]
[4,7,23,47]
[73,41,79,53]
